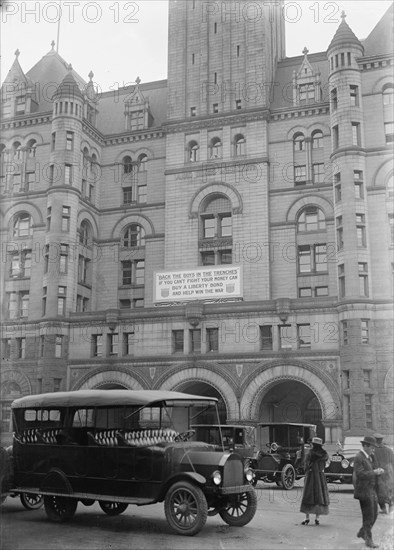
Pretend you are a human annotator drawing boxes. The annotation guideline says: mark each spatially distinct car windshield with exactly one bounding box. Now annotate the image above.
[259,424,315,448]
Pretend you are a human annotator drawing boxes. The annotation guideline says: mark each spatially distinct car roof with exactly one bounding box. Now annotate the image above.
[258,422,316,428]
[192,424,254,428]
[11,390,218,409]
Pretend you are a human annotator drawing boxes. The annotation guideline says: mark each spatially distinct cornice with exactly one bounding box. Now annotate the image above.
[1,112,52,131]
[270,104,330,122]
[165,156,269,176]
[104,129,165,146]
[164,109,270,133]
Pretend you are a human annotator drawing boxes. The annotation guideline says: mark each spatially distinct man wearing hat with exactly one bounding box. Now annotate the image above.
[373,433,394,514]
[353,436,385,548]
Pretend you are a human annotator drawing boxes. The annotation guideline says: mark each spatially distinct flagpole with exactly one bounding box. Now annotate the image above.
[56,0,61,53]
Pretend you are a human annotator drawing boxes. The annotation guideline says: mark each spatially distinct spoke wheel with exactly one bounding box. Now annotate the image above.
[20,493,44,510]
[281,464,295,490]
[44,495,77,522]
[99,501,128,515]
[219,490,257,527]
[165,481,207,536]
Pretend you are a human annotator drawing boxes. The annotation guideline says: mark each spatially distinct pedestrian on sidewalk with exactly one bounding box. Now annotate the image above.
[373,433,394,514]
[300,437,330,526]
[353,435,385,548]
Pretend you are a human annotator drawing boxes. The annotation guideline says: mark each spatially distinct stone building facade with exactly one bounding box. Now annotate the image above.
[1,1,393,445]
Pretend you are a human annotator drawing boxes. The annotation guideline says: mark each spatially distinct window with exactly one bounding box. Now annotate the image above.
[59,244,69,273]
[123,156,133,174]
[294,165,306,185]
[92,334,102,357]
[122,224,145,247]
[55,335,63,358]
[336,216,343,249]
[214,22,217,33]
[213,103,219,113]
[137,182,147,203]
[331,88,338,110]
[383,86,394,105]
[332,125,339,150]
[27,139,37,158]
[192,53,195,64]
[260,325,273,350]
[9,249,32,278]
[350,85,359,106]
[279,325,293,349]
[389,214,394,245]
[342,370,350,390]
[361,319,369,344]
[235,99,242,110]
[293,133,305,151]
[341,320,348,345]
[363,370,371,389]
[190,329,201,353]
[64,164,73,184]
[42,287,47,316]
[315,286,328,296]
[25,171,35,191]
[384,122,394,143]
[173,330,184,353]
[358,263,369,297]
[190,107,196,117]
[206,328,219,352]
[53,378,62,392]
[354,170,364,199]
[123,332,134,355]
[299,83,315,102]
[119,299,131,309]
[57,286,67,315]
[201,251,215,266]
[129,111,144,131]
[13,141,22,159]
[312,163,324,184]
[123,187,133,204]
[299,287,312,298]
[13,214,32,237]
[138,153,148,172]
[312,130,323,148]
[356,214,366,247]
[66,131,74,151]
[338,263,345,298]
[297,207,326,232]
[188,140,199,162]
[351,122,361,146]
[297,324,311,348]
[234,134,245,156]
[298,244,327,273]
[209,137,222,158]
[51,132,56,151]
[20,292,29,318]
[121,260,145,286]
[107,333,119,356]
[201,203,232,238]
[78,256,90,285]
[79,221,92,247]
[61,206,70,231]
[2,338,11,359]
[76,295,89,312]
[365,394,373,429]
[16,337,26,359]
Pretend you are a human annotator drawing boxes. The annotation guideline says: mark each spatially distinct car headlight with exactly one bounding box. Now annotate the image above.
[350,460,354,467]
[244,467,254,482]
[341,459,349,469]
[212,470,222,485]
[325,459,331,468]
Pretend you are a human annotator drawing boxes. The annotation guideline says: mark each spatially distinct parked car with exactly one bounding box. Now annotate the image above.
[325,436,362,483]
[1,446,43,509]
[191,424,256,461]
[249,422,316,490]
[9,389,257,536]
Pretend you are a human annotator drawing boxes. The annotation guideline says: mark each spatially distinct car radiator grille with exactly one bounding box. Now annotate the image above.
[222,455,244,487]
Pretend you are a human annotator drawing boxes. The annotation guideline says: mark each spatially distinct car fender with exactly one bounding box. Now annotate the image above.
[39,468,73,495]
[159,471,207,501]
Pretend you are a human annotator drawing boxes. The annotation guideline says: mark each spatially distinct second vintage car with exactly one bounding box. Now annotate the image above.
[191,424,256,461]
[325,436,362,483]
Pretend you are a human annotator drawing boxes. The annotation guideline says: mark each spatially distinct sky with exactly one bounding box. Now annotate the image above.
[1,0,392,91]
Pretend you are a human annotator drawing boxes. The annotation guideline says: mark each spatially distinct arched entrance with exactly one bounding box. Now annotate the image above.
[175,380,227,423]
[260,380,324,440]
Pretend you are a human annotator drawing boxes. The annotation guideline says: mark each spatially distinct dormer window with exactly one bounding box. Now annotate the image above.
[299,84,314,102]
[124,77,153,132]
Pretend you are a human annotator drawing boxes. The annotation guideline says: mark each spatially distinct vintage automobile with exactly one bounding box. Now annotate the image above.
[0,446,43,509]
[248,422,316,490]
[8,389,257,536]
[325,436,362,483]
[191,425,256,461]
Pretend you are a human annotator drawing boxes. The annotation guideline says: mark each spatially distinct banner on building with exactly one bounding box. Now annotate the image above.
[154,266,243,303]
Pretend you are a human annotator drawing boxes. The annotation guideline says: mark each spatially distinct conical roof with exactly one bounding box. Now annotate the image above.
[328,15,363,52]
[53,70,84,101]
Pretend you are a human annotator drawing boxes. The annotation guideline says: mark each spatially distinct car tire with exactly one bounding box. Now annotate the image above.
[99,501,128,515]
[164,481,208,536]
[20,493,44,510]
[44,495,77,522]
[281,464,295,490]
[219,490,257,527]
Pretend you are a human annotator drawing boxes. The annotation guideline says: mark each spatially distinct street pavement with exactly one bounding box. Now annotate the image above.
[1,480,393,550]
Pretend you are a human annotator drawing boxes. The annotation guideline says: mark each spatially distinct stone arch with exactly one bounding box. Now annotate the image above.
[372,75,394,94]
[286,195,334,223]
[287,125,307,141]
[306,122,331,138]
[23,132,44,146]
[189,183,243,218]
[156,366,239,420]
[72,368,146,390]
[371,158,394,188]
[240,361,341,422]
[135,146,155,159]
[77,210,99,237]
[110,213,155,240]
[115,149,136,163]
[384,366,394,390]
[1,370,32,397]
[2,202,44,231]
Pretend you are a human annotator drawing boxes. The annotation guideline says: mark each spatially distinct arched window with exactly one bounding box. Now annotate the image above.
[138,153,148,171]
[188,141,199,162]
[199,194,232,265]
[123,155,133,174]
[234,134,245,156]
[209,137,222,158]
[13,213,32,237]
[79,220,92,246]
[293,133,305,151]
[122,224,145,248]
[383,85,394,105]
[13,141,22,160]
[312,130,323,149]
[27,139,37,158]
[297,207,326,232]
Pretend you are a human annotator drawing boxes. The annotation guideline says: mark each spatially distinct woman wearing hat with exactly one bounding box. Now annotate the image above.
[300,437,330,525]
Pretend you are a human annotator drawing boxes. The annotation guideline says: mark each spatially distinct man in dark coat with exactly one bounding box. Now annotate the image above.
[353,435,385,548]
[373,433,394,514]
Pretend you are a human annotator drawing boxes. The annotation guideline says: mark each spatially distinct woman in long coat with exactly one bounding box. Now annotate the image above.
[300,437,330,525]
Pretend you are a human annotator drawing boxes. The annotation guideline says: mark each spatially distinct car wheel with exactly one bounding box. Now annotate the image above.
[44,495,77,522]
[99,501,128,515]
[164,481,208,536]
[281,464,295,490]
[20,493,44,510]
[81,499,95,506]
[219,490,257,527]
